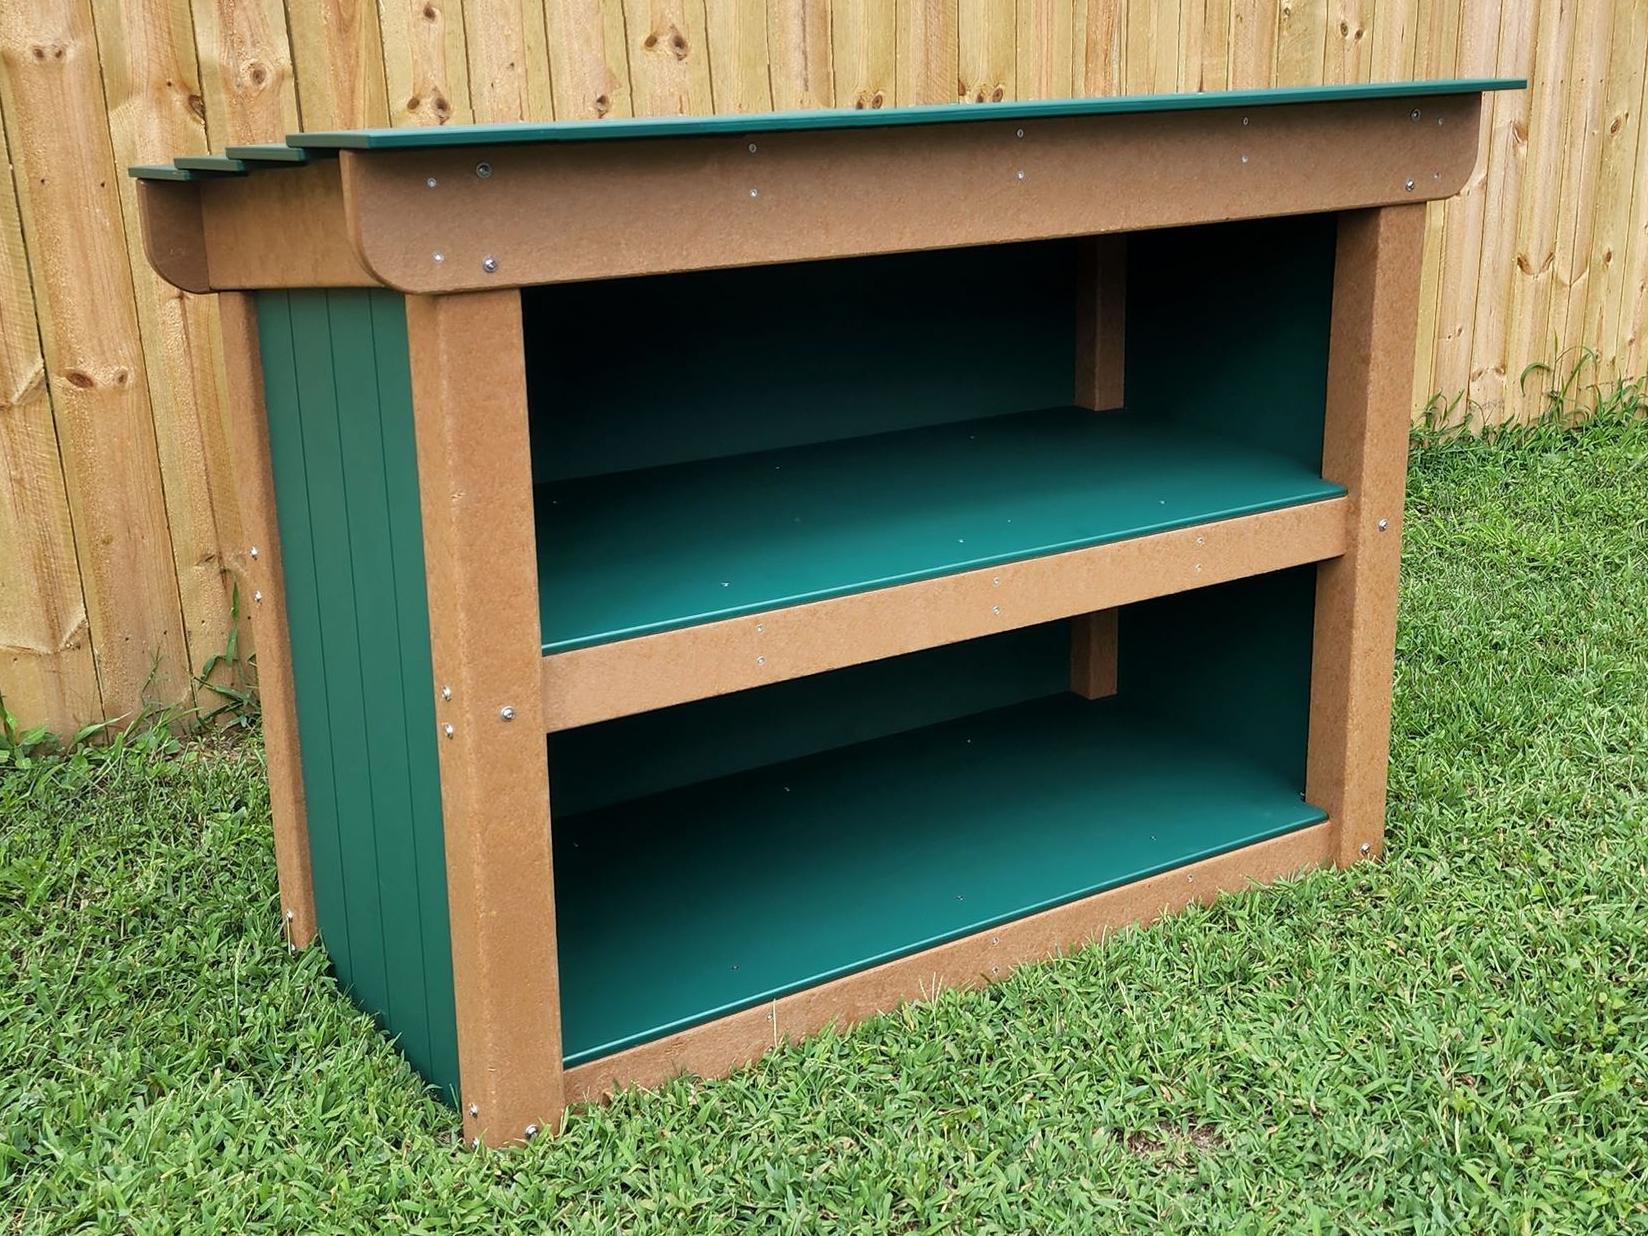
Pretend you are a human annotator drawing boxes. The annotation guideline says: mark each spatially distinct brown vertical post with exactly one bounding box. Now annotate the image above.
[1075,235,1126,411]
[216,292,317,948]
[1307,206,1426,867]
[1069,609,1119,699]
[406,290,563,1146]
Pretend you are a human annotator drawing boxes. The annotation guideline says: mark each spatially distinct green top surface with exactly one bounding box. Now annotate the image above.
[554,691,1327,1065]
[223,143,311,164]
[127,163,198,181]
[536,406,1344,653]
[128,79,1520,177]
[173,154,249,175]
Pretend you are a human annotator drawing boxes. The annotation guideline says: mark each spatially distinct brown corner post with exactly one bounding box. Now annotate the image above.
[216,292,317,948]
[1075,234,1126,411]
[1069,609,1119,699]
[405,290,564,1146]
[1307,205,1426,868]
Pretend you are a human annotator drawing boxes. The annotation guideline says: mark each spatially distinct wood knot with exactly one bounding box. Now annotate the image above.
[990,85,1004,102]
[407,94,422,112]
[870,91,884,108]
[31,43,66,61]
[64,370,95,389]
[594,93,611,116]
[643,32,658,49]
[669,28,688,58]
[187,94,206,121]
[423,2,438,17]
[248,63,268,86]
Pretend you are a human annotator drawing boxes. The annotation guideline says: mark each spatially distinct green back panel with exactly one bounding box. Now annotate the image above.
[256,290,459,1098]
[523,242,1077,481]
[1129,214,1339,469]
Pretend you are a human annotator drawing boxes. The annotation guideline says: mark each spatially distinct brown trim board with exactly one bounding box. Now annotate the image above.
[541,497,1350,732]
[563,819,1334,1104]
[343,93,1481,292]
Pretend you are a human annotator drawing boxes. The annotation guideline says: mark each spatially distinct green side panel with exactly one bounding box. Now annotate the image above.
[1130,214,1339,470]
[550,623,1070,816]
[535,406,1343,652]
[126,163,197,181]
[172,154,249,175]
[554,690,1327,1065]
[289,79,1522,150]
[523,243,1076,481]
[256,289,460,1099]
[223,144,311,165]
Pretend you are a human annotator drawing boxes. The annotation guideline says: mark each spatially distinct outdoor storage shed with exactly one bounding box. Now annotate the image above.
[133,78,1516,1147]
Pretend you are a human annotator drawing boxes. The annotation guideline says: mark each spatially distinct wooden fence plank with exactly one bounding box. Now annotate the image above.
[1195,0,1231,91]
[1465,0,1536,423]
[1322,0,1370,84]
[1123,0,1178,94]
[380,0,475,126]
[706,0,771,111]
[1368,0,1415,81]
[623,0,713,114]
[1621,35,1648,378]
[960,0,1015,102]
[287,0,391,128]
[1015,0,1071,100]
[1495,0,1573,422]
[769,0,833,108]
[1408,0,1460,411]
[1228,0,1275,88]
[1273,0,1326,87]
[0,0,192,721]
[1546,1,1614,387]
[545,0,632,117]
[832,0,895,109]
[1072,0,1124,95]
[91,0,245,704]
[0,101,100,732]
[188,0,299,140]
[463,0,554,121]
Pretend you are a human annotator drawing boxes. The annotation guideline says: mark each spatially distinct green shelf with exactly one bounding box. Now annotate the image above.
[553,691,1326,1066]
[536,406,1343,653]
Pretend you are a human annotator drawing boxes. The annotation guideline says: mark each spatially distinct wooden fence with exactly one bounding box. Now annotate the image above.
[0,0,1643,735]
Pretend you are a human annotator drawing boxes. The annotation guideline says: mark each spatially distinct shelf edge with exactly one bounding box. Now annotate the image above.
[541,496,1349,731]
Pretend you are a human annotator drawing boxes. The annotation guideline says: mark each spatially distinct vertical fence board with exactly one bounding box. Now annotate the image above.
[1015,0,1071,100]
[769,0,833,108]
[960,0,1015,102]
[545,0,632,117]
[1322,0,1370,83]
[832,0,895,109]
[898,0,959,104]
[92,0,245,701]
[1072,0,1124,95]
[462,0,555,121]
[623,0,712,114]
[1228,0,1275,88]
[287,0,391,128]
[706,0,771,111]
[1621,35,1648,377]
[188,0,299,139]
[1408,0,1461,410]
[1273,0,1325,87]
[380,0,475,126]
[0,106,99,731]
[0,0,193,722]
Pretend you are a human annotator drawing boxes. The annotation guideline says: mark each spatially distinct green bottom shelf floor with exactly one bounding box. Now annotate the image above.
[553,693,1326,1066]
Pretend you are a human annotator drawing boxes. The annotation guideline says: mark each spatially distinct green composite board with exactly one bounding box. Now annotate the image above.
[553,690,1327,1066]
[256,289,459,1097]
[535,407,1343,652]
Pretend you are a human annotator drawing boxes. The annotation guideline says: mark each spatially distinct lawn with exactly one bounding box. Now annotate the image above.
[3,406,1645,1234]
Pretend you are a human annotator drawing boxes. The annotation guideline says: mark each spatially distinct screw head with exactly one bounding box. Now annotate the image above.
[1404,179,1416,192]
[749,188,759,198]
[285,908,295,920]
[1410,108,1421,122]
[441,685,452,701]
[748,142,757,153]
[1241,115,1249,126]
[1360,841,1373,856]
[755,655,766,666]
[475,161,492,179]
[468,1103,479,1117]
[481,256,499,274]
[249,545,259,559]
[499,705,515,722]
[524,1123,540,1139]
[1015,169,1025,181]
[443,723,455,739]
[253,590,263,604]
[991,605,1001,615]
[426,176,439,188]
[1015,128,1024,138]
[470,1137,480,1150]
[433,251,445,264]
[1377,518,1390,531]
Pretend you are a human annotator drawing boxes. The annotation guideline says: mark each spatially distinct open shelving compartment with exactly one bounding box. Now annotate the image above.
[531,217,1342,1066]
[132,78,1517,1144]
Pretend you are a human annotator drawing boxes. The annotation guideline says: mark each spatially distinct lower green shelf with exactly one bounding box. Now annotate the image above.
[553,692,1326,1066]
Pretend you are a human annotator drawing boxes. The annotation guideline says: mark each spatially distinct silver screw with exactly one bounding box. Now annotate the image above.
[499,706,515,722]
[748,142,757,153]
[1015,128,1024,138]
[481,256,499,273]
[475,162,492,179]
[468,1104,479,1117]
[253,590,263,604]
[426,176,439,188]
[443,723,455,739]
[1377,518,1390,531]
[1016,169,1025,181]
[1241,115,1249,126]
[1404,179,1415,192]
[433,251,445,264]
[524,1123,540,1139]
[749,188,759,198]
[249,546,259,559]
[285,908,295,920]
[993,576,1001,586]
[441,685,452,701]
[755,624,765,633]
[991,605,1001,615]
[1241,154,1249,164]
[470,1137,480,1150]
[1410,108,1421,122]
[756,655,766,666]
[1360,841,1372,856]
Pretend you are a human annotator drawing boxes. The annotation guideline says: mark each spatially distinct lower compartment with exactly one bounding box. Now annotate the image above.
[554,695,1323,1067]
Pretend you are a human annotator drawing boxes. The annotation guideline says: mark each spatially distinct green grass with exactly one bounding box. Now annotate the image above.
[4,408,1647,1234]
